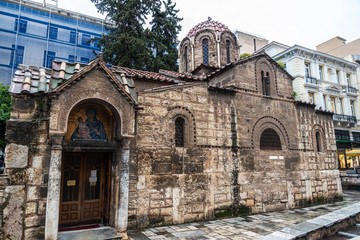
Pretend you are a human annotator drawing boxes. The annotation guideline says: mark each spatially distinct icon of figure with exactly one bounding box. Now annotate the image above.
[71,108,108,141]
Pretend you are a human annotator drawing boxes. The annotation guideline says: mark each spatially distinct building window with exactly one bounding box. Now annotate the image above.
[350,101,356,116]
[184,46,188,72]
[335,130,350,141]
[346,73,351,86]
[70,31,77,44]
[330,97,337,113]
[175,117,185,147]
[226,40,231,64]
[47,26,58,40]
[202,38,209,65]
[68,55,75,63]
[82,34,91,46]
[339,98,344,114]
[261,71,270,96]
[305,62,311,77]
[319,65,323,80]
[80,57,89,63]
[10,45,24,67]
[14,19,27,33]
[336,70,340,83]
[323,95,327,110]
[353,132,360,142]
[260,128,281,150]
[43,51,56,68]
[315,131,322,152]
[253,38,256,52]
[308,92,315,104]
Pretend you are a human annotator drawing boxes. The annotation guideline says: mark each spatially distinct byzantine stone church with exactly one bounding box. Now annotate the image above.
[1,19,342,239]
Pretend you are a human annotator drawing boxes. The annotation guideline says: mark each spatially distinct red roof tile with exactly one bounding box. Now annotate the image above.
[186,18,231,38]
[112,66,178,83]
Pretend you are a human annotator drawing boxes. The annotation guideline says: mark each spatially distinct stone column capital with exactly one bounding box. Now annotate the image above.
[49,134,64,149]
[121,136,133,149]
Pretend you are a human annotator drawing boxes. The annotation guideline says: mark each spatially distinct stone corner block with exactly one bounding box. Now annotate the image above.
[5,143,29,168]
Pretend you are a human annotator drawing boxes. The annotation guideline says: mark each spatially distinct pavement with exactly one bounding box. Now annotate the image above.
[128,190,360,240]
[58,190,360,240]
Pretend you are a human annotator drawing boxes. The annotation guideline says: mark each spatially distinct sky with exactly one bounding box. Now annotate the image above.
[37,0,360,50]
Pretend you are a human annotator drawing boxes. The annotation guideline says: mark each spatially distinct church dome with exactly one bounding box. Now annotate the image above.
[186,17,231,38]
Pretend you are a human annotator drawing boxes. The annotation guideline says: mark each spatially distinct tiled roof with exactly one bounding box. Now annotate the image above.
[9,61,87,94]
[186,18,231,38]
[112,66,179,83]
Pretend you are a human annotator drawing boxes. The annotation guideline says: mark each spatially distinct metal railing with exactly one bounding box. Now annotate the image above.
[347,86,358,93]
[305,76,318,85]
[333,114,357,123]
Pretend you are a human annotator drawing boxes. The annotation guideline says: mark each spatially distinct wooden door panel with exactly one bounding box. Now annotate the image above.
[60,153,107,226]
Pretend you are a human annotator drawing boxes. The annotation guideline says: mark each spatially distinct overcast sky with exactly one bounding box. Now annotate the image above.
[38,0,360,50]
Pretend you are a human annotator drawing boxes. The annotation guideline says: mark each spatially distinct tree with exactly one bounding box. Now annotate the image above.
[0,83,11,147]
[90,0,182,72]
[240,53,252,59]
[149,0,182,72]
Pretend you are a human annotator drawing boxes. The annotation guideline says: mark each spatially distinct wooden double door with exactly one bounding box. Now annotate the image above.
[60,152,110,227]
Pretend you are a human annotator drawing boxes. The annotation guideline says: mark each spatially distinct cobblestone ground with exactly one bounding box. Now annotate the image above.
[128,190,360,240]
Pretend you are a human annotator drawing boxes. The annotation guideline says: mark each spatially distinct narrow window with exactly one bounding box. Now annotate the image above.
[308,92,315,104]
[336,70,340,83]
[175,117,185,147]
[80,57,89,64]
[82,34,91,46]
[253,39,256,51]
[184,46,188,72]
[261,71,270,96]
[260,128,281,150]
[10,45,24,67]
[70,31,77,44]
[319,65,323,80]
[47,26,58,40]
[43,51,56,68]
[305,62,311,78]
[346,73,351,86]
[350,101,356,116]
[226,40,231,64]
[14,19,27,33]
[202,38,209,65]
[68,55,75,63]
[315,131,321,152]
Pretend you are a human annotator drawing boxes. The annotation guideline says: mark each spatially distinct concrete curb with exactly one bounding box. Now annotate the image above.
[259,202,360,240]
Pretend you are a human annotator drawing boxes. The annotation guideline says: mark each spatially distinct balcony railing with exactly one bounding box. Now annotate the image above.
[333,113,357,123]
[347,86,358,93]
[305,76,318,85]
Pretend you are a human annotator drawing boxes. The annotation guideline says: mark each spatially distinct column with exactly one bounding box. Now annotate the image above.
[45,135,63,240]
[117,137,132,239]
[216,40,221,67]
[191,43,195,71]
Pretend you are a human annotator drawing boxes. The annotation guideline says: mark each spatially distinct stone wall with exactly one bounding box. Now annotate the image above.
[131,69,341,228]
[1,94,51,240]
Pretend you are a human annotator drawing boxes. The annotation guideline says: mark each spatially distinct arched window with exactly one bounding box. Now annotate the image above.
[260,128,281,150]
[175,117,185,147]
[315,131,322,152]
[184,46,188,72]
[261,71,270,96]
[226,40,231,64]
[202,38,209,65]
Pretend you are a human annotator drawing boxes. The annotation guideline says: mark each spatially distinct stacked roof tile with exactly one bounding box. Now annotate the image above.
[186,18,231,38]
[112,66,179,83]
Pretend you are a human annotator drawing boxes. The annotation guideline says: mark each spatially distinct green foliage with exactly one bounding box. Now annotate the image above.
[0,83,11,122]
[0,83,11,147]
[240,53,252,59]
[277,61,285,68]
[293,91,297,99]
[91,0,182,72]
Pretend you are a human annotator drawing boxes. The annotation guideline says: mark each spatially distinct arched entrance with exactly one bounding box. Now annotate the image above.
[59,100,120,228]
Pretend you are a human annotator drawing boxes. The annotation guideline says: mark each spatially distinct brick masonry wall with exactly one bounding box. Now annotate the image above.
[131,58,341,228]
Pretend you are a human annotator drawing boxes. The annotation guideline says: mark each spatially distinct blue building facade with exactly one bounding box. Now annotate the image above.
[0,0,109,85]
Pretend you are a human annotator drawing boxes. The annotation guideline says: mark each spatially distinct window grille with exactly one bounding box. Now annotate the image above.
[315,131,321,152]
[260,128,281,150]
[184,46,188,72]
[226,40,231,64]
[175,117,185,147]
[202,38,209,65]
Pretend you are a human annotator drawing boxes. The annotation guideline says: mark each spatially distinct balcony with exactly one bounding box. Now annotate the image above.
[333,114,357,127]
[347,86,358,93]
[305,76,319,85]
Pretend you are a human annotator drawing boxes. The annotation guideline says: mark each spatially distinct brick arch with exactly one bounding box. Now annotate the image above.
[219,31,238,65]
[51,94,135,137]
[166,106,196,147]
[179,39,191,73]
[194,30,217,67]
[251,116,290,150]
[254,57,278,96]
[312,124,326,152]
